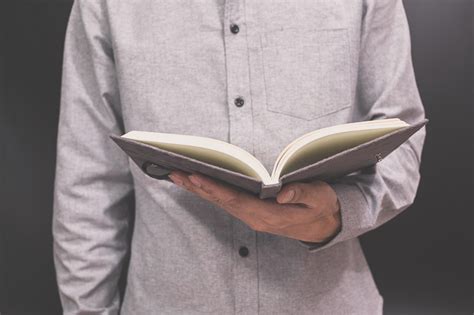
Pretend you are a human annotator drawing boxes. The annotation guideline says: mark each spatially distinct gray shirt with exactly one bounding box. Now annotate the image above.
[53,0,426,314]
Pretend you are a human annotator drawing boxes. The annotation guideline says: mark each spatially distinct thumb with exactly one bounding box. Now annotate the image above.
[276,182,315,206]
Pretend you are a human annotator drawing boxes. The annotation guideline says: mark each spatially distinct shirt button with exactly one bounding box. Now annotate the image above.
[239,246,249,257]
[230,24,240,34]
[234,97,245,107]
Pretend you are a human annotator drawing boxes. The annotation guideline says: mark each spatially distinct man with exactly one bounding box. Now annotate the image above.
[53,0,426,314]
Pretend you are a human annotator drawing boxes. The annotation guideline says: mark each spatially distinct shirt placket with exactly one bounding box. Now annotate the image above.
[223,0,259,314]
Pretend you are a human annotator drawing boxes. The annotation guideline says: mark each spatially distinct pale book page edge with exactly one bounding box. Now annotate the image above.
[271,118,404,174]
[270,119,409,181]
[122,131,274,184]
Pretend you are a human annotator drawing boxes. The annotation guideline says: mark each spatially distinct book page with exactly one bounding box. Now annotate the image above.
[122,131,273,184]
[271,119,408,181]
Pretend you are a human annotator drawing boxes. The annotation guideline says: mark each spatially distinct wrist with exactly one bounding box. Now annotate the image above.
[321,199,342,242]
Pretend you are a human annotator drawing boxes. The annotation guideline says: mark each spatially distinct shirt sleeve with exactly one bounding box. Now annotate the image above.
[52,0,134,313]
[298,0,427,252]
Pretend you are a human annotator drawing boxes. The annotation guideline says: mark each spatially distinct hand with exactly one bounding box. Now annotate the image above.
[168,171,342,243]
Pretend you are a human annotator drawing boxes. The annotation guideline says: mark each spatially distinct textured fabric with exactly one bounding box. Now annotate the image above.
[52,0,426,314]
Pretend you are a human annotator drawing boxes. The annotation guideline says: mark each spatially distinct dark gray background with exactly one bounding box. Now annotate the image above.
[0,0,472,314]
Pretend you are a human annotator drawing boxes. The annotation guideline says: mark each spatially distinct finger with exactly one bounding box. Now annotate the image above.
[187,173,275,222]
[169,171,257,222]
[187,173,243,206]
[168,170,213,199]
[169,171,315,234]
[178,172,300,232]
[276,182,322,207]
[168,170,224,203]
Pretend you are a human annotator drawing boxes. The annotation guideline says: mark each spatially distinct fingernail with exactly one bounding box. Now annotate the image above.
[169,174,183,186]
[189,175,202,188]
[280,189,295,203]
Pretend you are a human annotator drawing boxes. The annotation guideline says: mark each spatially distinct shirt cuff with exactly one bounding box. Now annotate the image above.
[298,182,369,253]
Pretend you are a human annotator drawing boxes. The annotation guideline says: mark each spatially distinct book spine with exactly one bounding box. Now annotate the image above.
[258,182,283,199]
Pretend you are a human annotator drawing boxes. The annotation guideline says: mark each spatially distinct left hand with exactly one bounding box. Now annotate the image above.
[168,170,342,243]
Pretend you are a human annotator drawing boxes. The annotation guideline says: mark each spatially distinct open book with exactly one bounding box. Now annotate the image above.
[111,118,427,198]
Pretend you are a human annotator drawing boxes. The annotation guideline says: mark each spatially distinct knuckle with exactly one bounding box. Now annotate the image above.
[210,195,224,205]
[182,182,195,192]
[200,185,215,195]
[292,185,308,203]
[293,186,304,201]
[223,191,242,209]
[288,183,302,193]
[260,213,286,230]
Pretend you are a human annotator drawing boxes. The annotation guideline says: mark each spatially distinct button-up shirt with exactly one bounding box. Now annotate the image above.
[53,0,426,314]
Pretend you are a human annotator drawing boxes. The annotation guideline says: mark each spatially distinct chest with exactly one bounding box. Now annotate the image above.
[109,0,363,168]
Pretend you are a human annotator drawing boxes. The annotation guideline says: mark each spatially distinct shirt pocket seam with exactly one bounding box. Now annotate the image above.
[260,28,351,121]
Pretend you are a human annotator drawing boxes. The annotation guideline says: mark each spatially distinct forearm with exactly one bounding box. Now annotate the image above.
[299,0,427,252]
[53,0,133,312]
